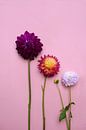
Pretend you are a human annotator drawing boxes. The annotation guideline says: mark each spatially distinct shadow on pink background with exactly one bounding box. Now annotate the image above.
[0,0,86,130]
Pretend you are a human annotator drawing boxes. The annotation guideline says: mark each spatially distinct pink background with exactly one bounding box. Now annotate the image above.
[0,0,86,130]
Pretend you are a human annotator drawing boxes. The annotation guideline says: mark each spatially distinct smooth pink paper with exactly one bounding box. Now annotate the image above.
[0,0,86,130]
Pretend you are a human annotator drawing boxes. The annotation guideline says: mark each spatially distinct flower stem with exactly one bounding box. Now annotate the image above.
[28,60,31,130]
[57,87,70,130]
[42,77,47,130]
[69,87,71,130]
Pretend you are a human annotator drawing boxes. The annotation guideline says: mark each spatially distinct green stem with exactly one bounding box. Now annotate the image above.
[69,87,71,130]
[42,77,47,130]
[28,60,31,130]
[57,87,70,130]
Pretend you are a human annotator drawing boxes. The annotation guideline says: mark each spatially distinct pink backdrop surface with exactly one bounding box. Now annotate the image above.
[0,0,86,130]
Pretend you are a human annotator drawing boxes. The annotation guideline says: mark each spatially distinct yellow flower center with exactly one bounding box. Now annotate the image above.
[44,58,56,69]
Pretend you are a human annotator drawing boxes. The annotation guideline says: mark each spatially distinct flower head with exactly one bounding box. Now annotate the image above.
[38,55,60,77]
[61,71,79,87]
[15,31,43,60]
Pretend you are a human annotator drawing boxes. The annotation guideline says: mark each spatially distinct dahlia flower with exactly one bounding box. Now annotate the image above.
[15,31,43,60]
[38,55,60,130]
[61,71,79,87]
[15,31,43,130]
[38,55,60,77]
[61,71,79,130]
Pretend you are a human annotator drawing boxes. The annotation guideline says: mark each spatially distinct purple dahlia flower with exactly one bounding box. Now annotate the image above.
[15,31,43,60]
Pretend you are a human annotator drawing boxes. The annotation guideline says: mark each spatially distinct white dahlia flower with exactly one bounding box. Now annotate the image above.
[61,71,79,87]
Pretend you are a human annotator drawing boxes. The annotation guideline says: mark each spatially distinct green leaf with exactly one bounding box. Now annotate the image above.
[59,109,66,121]
[59,102,75,122]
